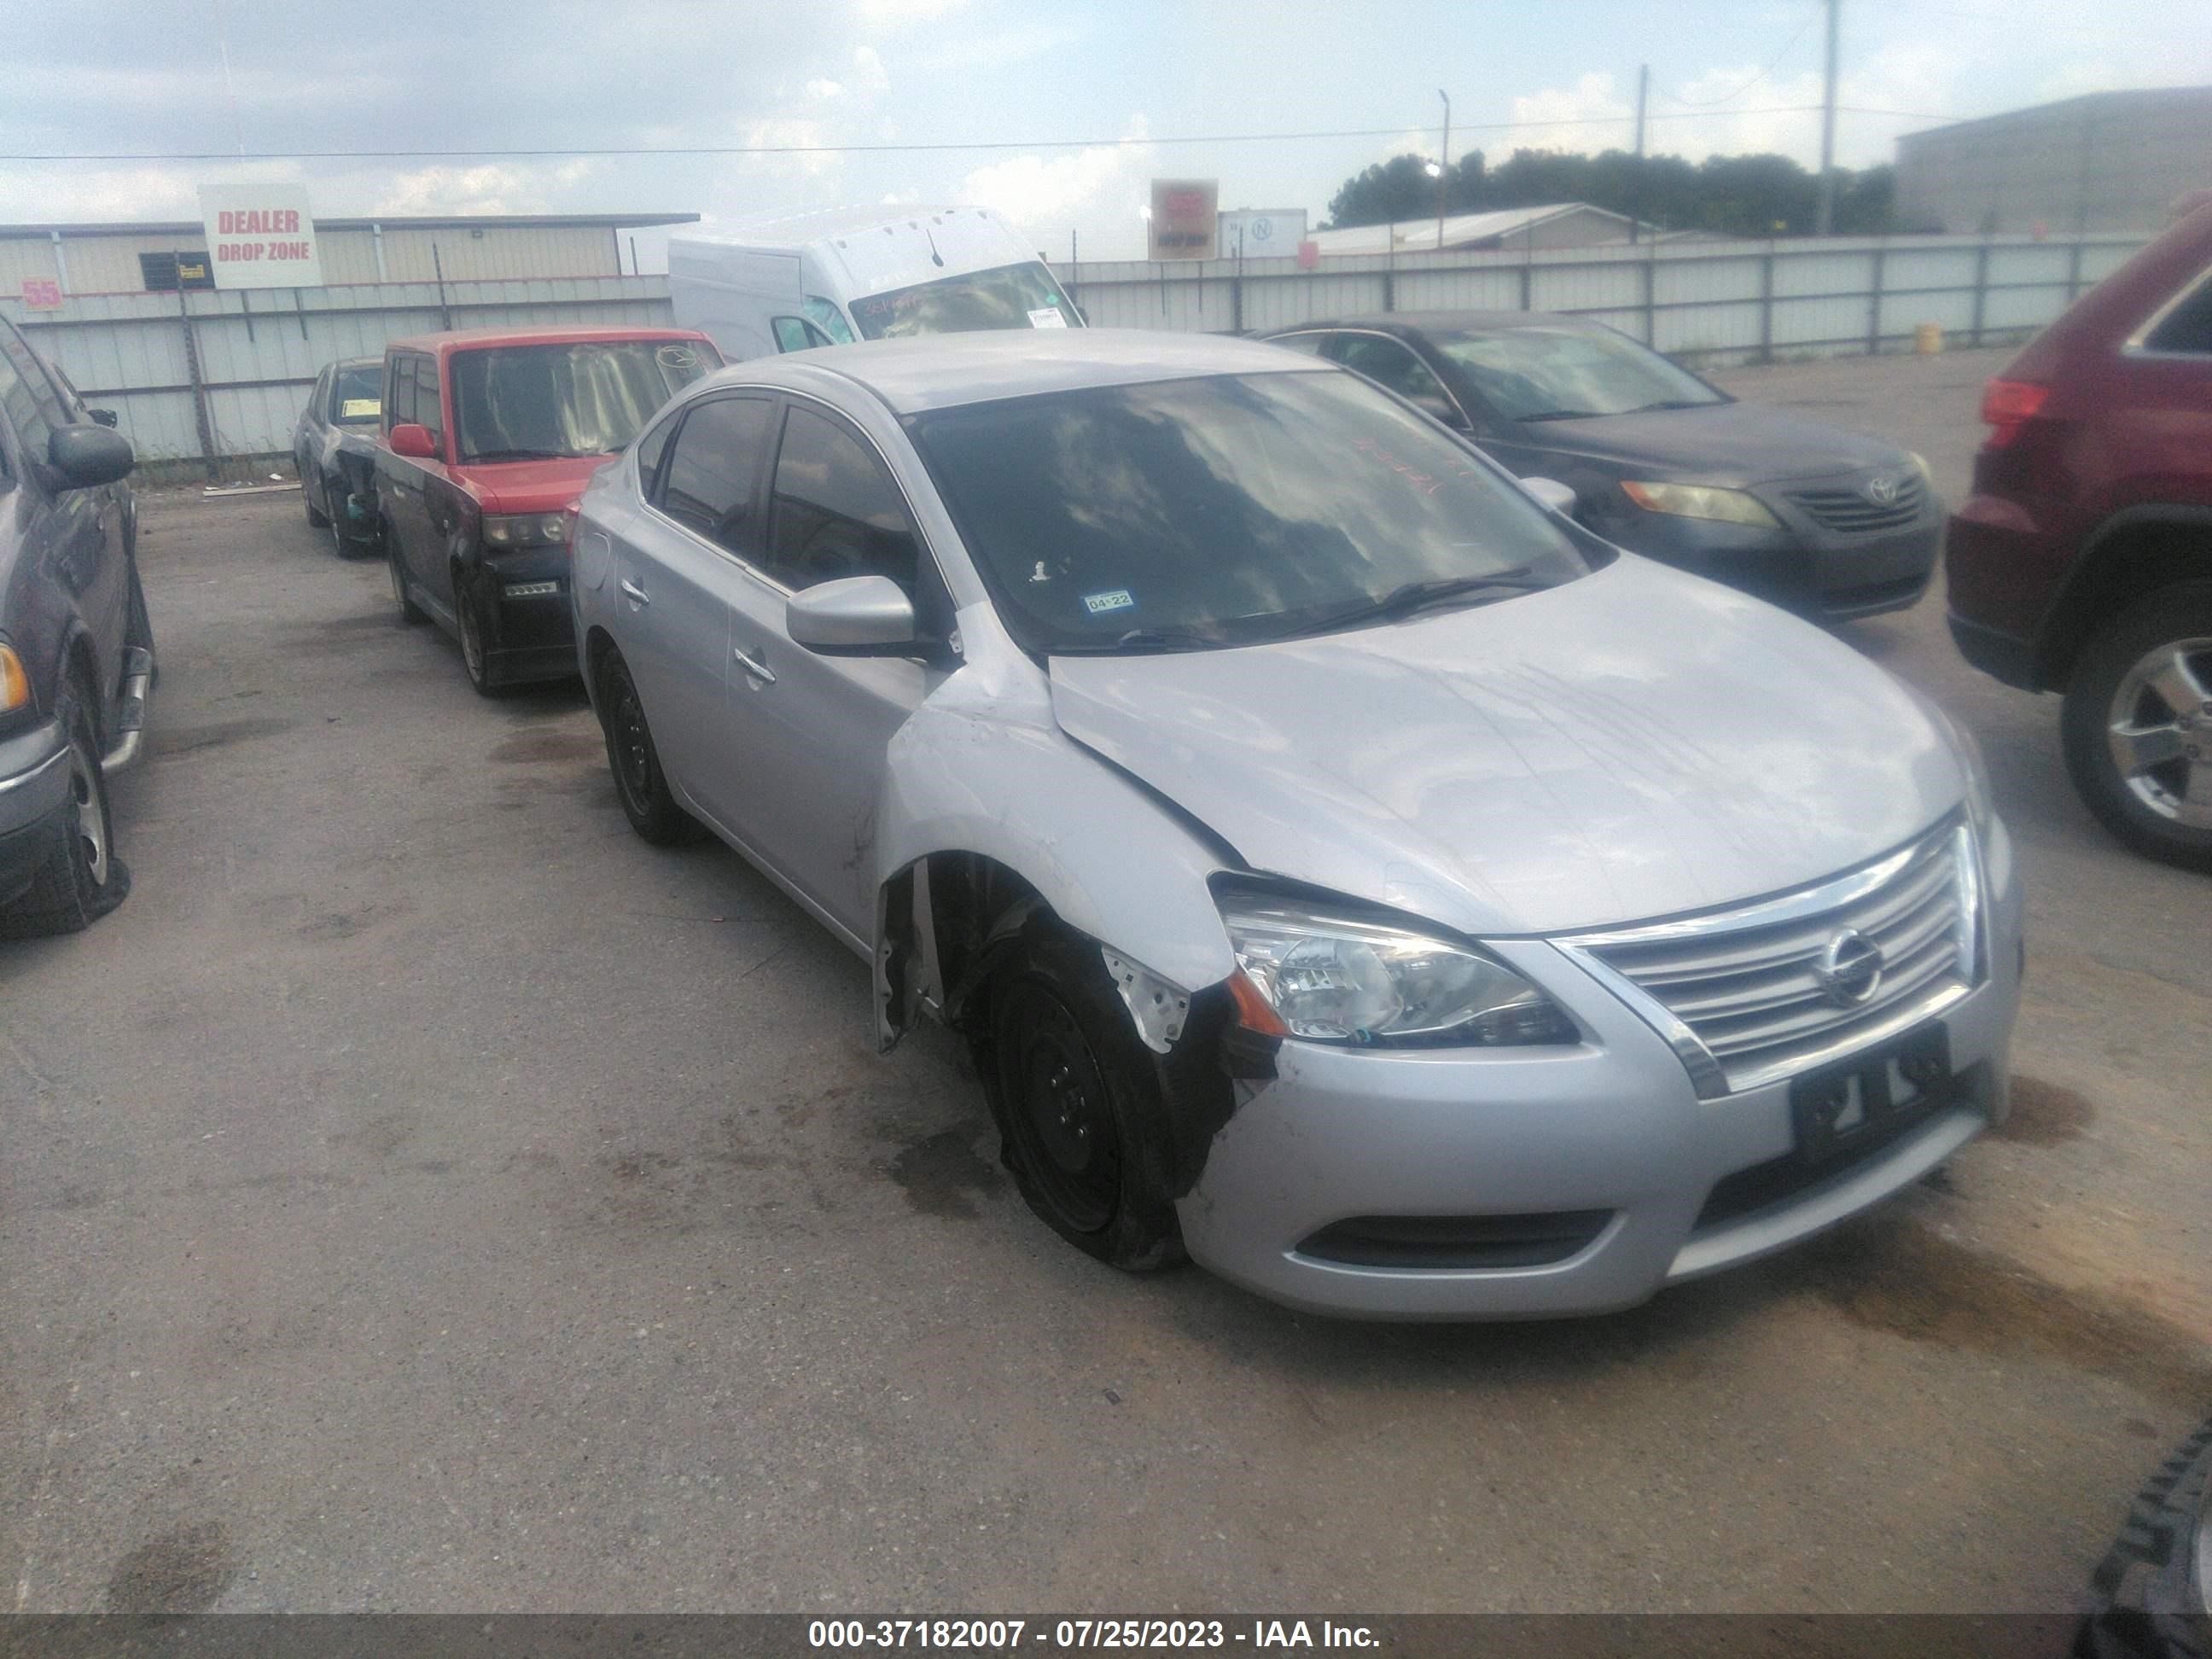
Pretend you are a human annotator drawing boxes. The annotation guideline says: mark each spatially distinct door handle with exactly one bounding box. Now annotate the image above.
[619,578,650,605]
[732,647,776,684]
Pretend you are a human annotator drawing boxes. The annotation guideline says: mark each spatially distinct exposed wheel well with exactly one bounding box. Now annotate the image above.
[912,853,1047,1033]
[2043,516,2212,687]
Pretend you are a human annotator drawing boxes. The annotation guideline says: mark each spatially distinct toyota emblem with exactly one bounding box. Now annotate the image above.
[1814,928,1884,1006]
[1863,474,1901,506]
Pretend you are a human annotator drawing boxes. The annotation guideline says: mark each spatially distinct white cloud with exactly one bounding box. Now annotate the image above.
[1508,72,1636,151]
[372,160,608,217]
[857,0,969,26]
[956,118,1155,258]
[806,78,844,101]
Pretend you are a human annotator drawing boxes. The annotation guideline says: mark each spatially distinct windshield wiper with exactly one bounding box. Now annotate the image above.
[1270,568,1550,640]
[1048,626,1230,656]
[464,447,570,463]
[1619,399,1714,414]
[1516,409,1605,423]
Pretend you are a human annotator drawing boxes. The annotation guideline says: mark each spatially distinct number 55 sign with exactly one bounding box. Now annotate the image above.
[20,278,64,310]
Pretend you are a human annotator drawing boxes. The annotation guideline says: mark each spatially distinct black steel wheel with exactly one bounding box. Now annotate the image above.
[597,650,698,845]
[985,927,1190,1272]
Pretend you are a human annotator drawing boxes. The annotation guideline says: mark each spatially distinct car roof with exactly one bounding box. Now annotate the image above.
[715,328,1323,415]
[1271,311,1587,337]
[382,325,715,357]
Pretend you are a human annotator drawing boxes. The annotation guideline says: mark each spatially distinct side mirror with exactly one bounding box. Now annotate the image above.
[1522,476,1578,515]
[47,425,135,490]
[786,574,919,656]
[389,422,439,460]
[88,409,119,430]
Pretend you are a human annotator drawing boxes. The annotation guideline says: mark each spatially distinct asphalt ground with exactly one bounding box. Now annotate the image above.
[3,346,2206,1615]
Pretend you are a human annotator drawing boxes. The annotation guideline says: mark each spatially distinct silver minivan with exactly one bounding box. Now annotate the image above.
[568,329,2023,1320]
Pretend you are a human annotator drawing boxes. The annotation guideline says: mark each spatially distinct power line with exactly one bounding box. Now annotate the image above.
[0,103,1961,165]
[1662,5,1822,108]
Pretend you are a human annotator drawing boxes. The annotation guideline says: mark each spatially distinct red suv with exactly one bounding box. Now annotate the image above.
[1947,199,2212,871]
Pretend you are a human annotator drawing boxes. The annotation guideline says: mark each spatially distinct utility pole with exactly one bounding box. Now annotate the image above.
[1435,89,1451,253]
[1815,0,1839,235]
[1631,63,1648,244]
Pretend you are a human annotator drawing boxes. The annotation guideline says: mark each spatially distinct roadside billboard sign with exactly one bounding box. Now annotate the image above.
[1148,180,1219,260]
[198,184,324,289]
[1219,210,1308,259]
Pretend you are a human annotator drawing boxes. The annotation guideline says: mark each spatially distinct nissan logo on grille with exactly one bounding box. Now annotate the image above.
[1862,474,1902,506]
[1814,928,1884,1007]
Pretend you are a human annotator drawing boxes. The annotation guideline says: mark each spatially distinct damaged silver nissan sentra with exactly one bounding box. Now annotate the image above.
[570,329,2023,1319]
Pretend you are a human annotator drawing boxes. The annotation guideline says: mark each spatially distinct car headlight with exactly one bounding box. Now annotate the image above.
[1216,888,1577,1048]
[482,513,570,549]
[1620,480,1780,528]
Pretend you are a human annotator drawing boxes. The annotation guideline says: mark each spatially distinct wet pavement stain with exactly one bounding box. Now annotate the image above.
[147,718,294,759]
[105,1521,237,1612]
[888,1127,1004,1220]
[1794,1220,2212,1408]
[1994,1074,2096,1146]
[297,899,412,941]
[492,727,602,766]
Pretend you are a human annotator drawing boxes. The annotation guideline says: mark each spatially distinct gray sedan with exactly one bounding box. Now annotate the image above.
[568,329,2023,1319]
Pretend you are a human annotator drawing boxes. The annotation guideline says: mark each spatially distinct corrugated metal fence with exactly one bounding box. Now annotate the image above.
[1062,229,2147,362]
[3,275,673,468]
[0,230,2149,467]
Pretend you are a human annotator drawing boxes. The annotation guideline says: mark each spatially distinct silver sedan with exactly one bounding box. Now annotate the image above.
[568,329,2023,1319]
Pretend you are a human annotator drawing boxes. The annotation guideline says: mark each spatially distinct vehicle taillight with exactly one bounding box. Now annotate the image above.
[1980,378,2050,448]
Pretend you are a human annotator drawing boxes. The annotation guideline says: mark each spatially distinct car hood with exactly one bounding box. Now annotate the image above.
[1045,556,1963,940]
[452,455,616,515]
[1511,401,1907,486]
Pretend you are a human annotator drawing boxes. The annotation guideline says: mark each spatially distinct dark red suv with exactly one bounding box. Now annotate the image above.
[1947,198,2212,871]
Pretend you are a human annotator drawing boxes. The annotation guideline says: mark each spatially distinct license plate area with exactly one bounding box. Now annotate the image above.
[1788,1023,1953,1167]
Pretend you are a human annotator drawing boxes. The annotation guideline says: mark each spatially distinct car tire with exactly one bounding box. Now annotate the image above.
[595,650,700,845]
[388,528,426,625]
[454,577,502,698]
[2072,1416,2210,1659]
[0,674,131,940]
[984,924,1190,1273]
[2061,583,2212,873]
[303,459,329,527]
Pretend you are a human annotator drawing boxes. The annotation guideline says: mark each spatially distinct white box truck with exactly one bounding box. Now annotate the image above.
[667,206,1084,363]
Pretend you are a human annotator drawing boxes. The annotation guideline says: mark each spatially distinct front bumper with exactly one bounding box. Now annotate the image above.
[475,550,578,686]
[0,719,73,906]
[1176,820,2025,1320]
[1585,494,1941,621]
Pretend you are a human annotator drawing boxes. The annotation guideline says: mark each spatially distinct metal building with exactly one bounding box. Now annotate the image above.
[1895,86,2212,234]
[0,212,698,296]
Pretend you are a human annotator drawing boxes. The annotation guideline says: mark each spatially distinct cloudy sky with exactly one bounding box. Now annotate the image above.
[1,0,2203,265]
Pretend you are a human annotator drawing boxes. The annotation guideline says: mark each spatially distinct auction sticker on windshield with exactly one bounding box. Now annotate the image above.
[1028,307,1069,329]
[1083,589,1135,614]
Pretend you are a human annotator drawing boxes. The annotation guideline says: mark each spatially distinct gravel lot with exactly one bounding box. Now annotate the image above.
[3,346,2206,1615]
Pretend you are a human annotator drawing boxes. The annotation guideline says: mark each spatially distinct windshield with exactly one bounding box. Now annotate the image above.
[850,261,1080,341]
[1435,325,1726,422]
[451,340,717,463]
[910,370,1591,655]
[330,363,382,424]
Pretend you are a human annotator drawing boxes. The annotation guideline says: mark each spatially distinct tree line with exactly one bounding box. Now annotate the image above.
[1323,148,1901,238]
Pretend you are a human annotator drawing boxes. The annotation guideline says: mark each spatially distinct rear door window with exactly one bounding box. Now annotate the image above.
[657,395,774,556]
[1334,335,1451,405]
[386,358,417,432]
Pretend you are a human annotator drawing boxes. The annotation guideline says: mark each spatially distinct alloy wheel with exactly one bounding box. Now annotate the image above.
[2106,636,2212,829]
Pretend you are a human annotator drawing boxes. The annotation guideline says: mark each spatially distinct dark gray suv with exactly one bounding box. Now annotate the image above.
[0,312,152,937]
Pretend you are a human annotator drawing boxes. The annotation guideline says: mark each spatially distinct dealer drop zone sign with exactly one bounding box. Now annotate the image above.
[197,185,324,288]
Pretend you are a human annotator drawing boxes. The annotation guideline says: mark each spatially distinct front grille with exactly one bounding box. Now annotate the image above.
[1786,473,1926,534]
[1297,1211,1613,1272]
[1559,821,1981,1096]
